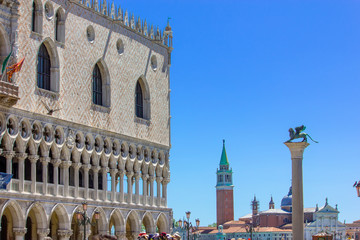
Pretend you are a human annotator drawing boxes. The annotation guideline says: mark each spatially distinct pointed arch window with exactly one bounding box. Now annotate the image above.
[55,11,60,41]
[55,9,65,43]
[37,44,51,90]
[31,1,42,33]
[31,2,36,32]
[135,81,143,118]
[92,64,103,105]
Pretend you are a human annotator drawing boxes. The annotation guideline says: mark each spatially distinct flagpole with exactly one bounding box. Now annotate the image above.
[0,47,12,82]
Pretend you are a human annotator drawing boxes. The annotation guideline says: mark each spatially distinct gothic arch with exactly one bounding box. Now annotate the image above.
[93,59,111,107]
[126,210,140,234]
[156,213,169,233]
[142,212,155,234]
[135,76,151,120]
[0,200,25,228]
[26,202,48,230]
[90,207,107,234]
[31,0,43,34]
[50,203,70,230]
[55,7,65,43]
[109,209,125,233]
[37,38,60,92]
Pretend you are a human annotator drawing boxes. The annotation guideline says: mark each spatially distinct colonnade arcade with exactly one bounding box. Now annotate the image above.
[0,199,170,240]
[0,113,170,206]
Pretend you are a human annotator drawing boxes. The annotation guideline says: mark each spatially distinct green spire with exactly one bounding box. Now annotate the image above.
[220,139,229,166]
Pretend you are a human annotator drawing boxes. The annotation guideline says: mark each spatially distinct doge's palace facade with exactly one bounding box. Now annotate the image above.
[0,0,173,239]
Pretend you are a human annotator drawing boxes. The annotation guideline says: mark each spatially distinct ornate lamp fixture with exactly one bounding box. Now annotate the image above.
[177,211,200,240]
[76,202,100,240]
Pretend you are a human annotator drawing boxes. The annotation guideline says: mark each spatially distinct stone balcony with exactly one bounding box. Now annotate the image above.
[0,80,19,106]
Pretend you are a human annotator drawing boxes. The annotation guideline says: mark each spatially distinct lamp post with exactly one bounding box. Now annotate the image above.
[177,211,200,240]
[245,222,258,240]
[76,202,100,240]
[355,182,360,197]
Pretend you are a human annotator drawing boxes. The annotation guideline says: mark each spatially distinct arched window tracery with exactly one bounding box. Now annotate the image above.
[37,44,51,90]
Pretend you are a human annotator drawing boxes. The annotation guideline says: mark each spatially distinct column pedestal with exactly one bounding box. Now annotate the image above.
[284,142,309,240]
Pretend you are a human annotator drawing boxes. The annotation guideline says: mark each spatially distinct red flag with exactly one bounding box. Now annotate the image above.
[7,57,25,82]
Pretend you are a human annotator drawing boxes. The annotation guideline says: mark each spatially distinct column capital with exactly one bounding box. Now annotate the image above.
[126,171,134,178]
[61,160,72,169]
[51,158,62,167]
[156,176,163,183]
[37,228,50,237]
[118,169,125,175]
[92,165,101,173]
[101,167,109,173]
[163,177,170,184]
[13,228,27,236]
[40,156,50,164]
[28,154,39,163]
[110,168,118,176]
[284,142,310,159]
[149,175,155,182]
[2,150,15,158]
[132,232,139,240]
[134,172,141,180]
[116,231,126,238]
[58,229,73,238]
[15,152,27,160]
[72,162,82,170]
[142,174,149,180]
[82,164,91,171]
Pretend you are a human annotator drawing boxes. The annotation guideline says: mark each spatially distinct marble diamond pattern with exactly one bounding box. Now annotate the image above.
[14,0,171,148]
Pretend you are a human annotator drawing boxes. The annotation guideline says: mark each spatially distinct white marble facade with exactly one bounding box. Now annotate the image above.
[0,0,174,239]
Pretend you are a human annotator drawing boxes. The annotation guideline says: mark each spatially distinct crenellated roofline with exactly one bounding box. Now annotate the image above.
[69,0,173,51]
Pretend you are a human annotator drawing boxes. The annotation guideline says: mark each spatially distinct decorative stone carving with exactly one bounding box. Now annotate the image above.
[66,129,75,149]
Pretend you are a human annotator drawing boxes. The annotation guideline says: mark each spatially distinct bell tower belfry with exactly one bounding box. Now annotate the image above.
[216,140,234,226]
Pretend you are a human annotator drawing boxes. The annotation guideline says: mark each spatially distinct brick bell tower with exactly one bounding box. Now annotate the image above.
[216,140,234,226]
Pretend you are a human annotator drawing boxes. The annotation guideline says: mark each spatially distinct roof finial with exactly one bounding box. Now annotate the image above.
[223,139,225,145]
[325,197,328,206]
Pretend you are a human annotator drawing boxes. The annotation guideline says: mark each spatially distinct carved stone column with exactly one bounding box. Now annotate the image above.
[115,231,126,240]
[52,158,62,196]
[37,228,50,240]
[118,169,125,203]
[61,161,72,197]
[149,175,155,206]
[101,167,109,201]
[92,166,100,200]
[156,176,162,207]
[126,172,134,204]
[132,232,139,240]
[73,162,81,198]
[3,151,14,174]
[142,174,148,205]
[40,156,50,195]
[83,164,91,199]
[3,151,14,191]
[134,172,140,204]
[162,178,170,207]
[13,228,26,240]
[110,168,118,202]
[28,155,39,193]
[58,229,73,240]
[284,142,309,240]
[16,153,27,193]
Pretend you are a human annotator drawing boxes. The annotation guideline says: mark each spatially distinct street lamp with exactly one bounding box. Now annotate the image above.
[177,211,200,240]
[245,222,258,240]
[76,202,100,240]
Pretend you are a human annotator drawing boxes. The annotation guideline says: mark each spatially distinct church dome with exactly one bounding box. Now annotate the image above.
[281,187,292,211]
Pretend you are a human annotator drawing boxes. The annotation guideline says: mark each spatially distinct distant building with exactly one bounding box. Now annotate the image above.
[216,140,234,226]
[346,220,360,240]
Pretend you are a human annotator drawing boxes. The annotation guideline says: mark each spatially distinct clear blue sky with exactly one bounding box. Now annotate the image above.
[113,0,360,226]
